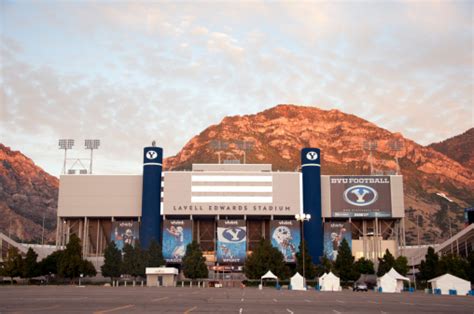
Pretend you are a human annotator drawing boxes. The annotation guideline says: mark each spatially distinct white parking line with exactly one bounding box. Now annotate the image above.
[304,299,311,303]
[336,300,345,304]
[241,298,244,302]
[332,310,342,314]
[286,309,294,314]
[239,308,243,314]
[273,298,278,302]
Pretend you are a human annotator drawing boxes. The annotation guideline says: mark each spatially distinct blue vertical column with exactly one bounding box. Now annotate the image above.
[301,148,323,264]
[139,145,163,249]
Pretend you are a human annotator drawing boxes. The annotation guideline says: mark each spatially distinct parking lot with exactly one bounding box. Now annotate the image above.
[1,286,473,313]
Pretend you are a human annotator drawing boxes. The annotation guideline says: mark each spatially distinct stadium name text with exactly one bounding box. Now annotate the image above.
[330,177,389,184]
[171,205,292,212]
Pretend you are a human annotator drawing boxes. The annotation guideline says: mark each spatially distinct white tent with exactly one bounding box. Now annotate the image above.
[318,273,328,289]
[320,272,341,291]
[260,270,278,287]
[428,274,471,296]
[290,272,306,291]
[377,268,410,293]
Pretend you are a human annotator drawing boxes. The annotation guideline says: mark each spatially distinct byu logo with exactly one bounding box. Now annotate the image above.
[223,227,245,242]
[306,151,318,161]
[146,150,157,160]
[343,185,378,206]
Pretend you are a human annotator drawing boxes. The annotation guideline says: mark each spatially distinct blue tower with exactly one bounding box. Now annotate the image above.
[301,148,323,264]
[139,144,163,249]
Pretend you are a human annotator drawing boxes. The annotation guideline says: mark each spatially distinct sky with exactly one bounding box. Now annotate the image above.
[1,1,473,176]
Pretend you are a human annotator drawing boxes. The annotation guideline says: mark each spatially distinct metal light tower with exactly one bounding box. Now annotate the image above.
[363,140,378,175]
[295,213,311,289]
[237,140,254,164]
[58,139,74,174]
[388,139,403,175]
[85,139,100,174]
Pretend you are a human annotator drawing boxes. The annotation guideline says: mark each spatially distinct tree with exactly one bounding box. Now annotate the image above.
[295,242,316,279]
[334,238,358,283]
[3,247,23,284]
[146,239,165,267]
[466,252,474,284]
[39,250,63,276]
[354,257,375,275]
[101,241,122,282]
[438,254,469,280]
[244,239,289,280]
[394,255,409,276]
[315,255,333,277]
[418,247,441,281]
[121,243,146,283]
[58,234,84,283]
[377,249,395,276]
[182,241,208,280]
[22,248,39,283]
[81,260,97,277]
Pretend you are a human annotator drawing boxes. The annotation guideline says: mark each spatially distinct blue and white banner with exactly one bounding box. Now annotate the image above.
[323,222,352,261]
[111,221,139,251]
[162,220,192,263]
[270,220,300,263]
[216,220,247,264]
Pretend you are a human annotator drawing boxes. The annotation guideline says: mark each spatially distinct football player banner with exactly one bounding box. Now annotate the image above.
[111,221,139,251]
[162,220,192,263]
[323,222,352,261]
[270,220,300,263]
[216,220,247,264]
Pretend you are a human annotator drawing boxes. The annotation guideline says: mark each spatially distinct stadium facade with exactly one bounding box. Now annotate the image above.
[56,146,405,270]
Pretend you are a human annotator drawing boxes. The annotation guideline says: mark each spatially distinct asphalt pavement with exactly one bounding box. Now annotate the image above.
[0,285,473,313]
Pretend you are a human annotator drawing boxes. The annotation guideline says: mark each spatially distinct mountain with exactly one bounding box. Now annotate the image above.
[0,144,58,243]
[165,104,474,245]
[428,128,474,170]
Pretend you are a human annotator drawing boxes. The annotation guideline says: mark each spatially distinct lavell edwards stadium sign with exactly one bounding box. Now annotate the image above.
[330,176,392,218]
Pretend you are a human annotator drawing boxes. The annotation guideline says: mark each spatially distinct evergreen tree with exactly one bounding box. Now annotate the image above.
[182,241,208,280]
[394,255,409,276]
[354,257,375,275]
[39,250,63,276]
[315,255,333,277]
[334,238,357,283]
[438,254,469,280]
[295,242,317,279]
[466,252,474,284]
[22,248,39,283]
[244,239,289,280]
[81,260,97,277]
[3,246,23,284]
[377,249,395,276]
[146,239,165,267]
[58,234,84,283]
[121,243,146,282]
[418,247,440,281]
[101,241,122,282]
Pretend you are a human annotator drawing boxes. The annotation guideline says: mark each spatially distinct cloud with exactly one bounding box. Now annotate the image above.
[0,1,472,175]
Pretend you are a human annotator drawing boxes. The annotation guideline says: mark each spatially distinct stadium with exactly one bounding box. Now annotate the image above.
[56,145,405,273]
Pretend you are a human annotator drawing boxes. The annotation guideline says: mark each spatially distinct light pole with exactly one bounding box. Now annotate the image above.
[295,213,311,289]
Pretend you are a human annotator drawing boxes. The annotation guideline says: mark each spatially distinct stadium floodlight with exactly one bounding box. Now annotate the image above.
[295,213,311,288]
[363,140,378,175]
[84,139,100,174]
[388,139,403,175]
[58,139,75,174]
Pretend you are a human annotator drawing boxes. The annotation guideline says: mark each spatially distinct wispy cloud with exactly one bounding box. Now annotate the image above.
[1,1,472,176]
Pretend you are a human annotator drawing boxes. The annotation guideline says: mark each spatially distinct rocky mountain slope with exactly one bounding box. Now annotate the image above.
[165,104,473,244]
[0,144,58,243]
[428,128,474,170]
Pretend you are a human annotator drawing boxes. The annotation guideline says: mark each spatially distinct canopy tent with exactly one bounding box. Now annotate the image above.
[377,268,410,293]
[318,273,328,289]
[320,272,341,291]
[260,270,279,287]
[290,272,306,291]
[428,273,471,295]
